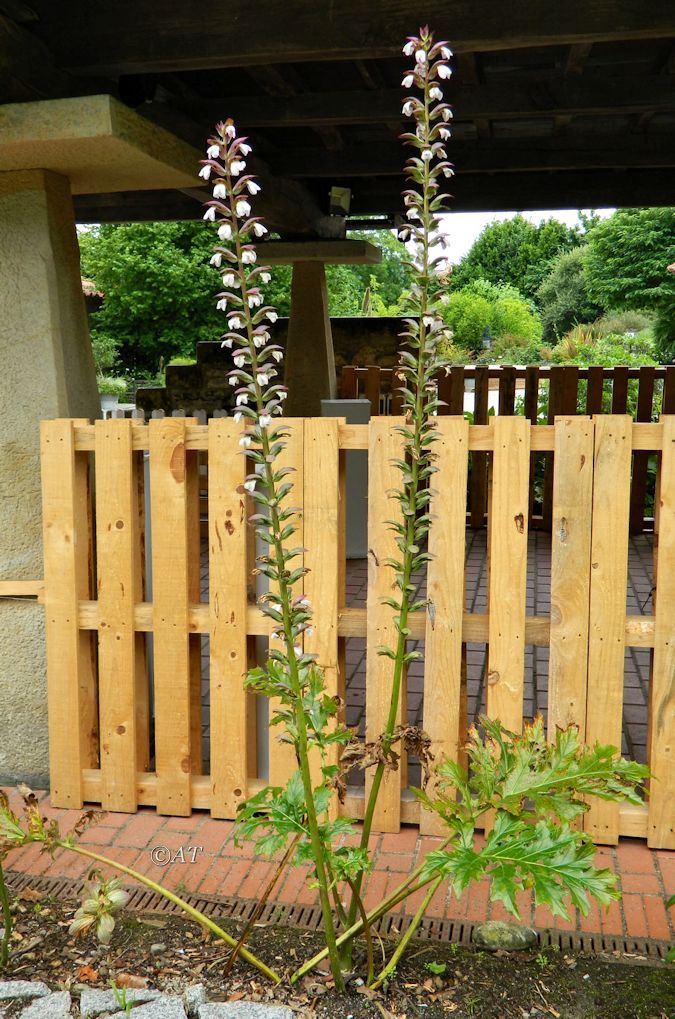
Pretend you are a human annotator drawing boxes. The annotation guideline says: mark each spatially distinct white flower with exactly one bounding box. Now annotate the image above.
[305,626,314,637]
[272,350,283,362]
[429,86,442,100]
[439,127,451,140]
[210,252,223,267]
[236,393,249,406]
[221,338,233,348]
[257,372,269,385]
[437,64,452,79]
[203,205,216,220]
[207,144,220,159]
[222,272,236,286]
[266,311,278,323]
[229,315,243,329]
[236,198,251,218]
[244,479,256,493]
[293,644,302,656]
[213,183,227,199]
[402,40,415,56]
[402,74,414,88]
[216,298,228,311]
[248,294,262,308]
[199,165,212,181]
[441,46,453,59]
[253,334,266,348]
[225,123,236,140]
[415,49,427,64]
[406,207,418,220]
[421,148,432,161]
[230,159,246,175]
[259,414,272,427]
[253,223,268,237]
[218,223,232,241]
[402,100,414,117]
[233,410,243,422]
[278,389,288,400]
[443,166,454,177]
[242,249,257,264]
[228,374,238,386]
[239,435,252,447]
[234,355,246,367]
[260,271,271,284]
[423,315,435,327]
[442,107,453,122]
[299,597,311,607]
[239,143,252,156]
[247,180,261,195]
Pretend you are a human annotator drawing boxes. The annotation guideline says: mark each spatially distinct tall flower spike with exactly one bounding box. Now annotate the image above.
[199,118,350,990]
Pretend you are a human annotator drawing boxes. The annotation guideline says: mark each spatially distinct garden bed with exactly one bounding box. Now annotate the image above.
[2,886,671,1018]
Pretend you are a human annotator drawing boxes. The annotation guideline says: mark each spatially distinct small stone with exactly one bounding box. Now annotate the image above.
[20,990,71,1017]
[0,982,50,1001]
[111,998,187,1019]
[184,985,208,1017]
[150,942,167,955]
[199,1005,294,1019]
[472,920,538,951]
[80,987,161,1016]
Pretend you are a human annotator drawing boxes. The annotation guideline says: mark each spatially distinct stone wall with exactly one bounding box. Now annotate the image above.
[136,317,403,415]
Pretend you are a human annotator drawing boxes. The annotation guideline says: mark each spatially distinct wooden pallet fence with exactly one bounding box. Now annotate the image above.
[40,416,675,847]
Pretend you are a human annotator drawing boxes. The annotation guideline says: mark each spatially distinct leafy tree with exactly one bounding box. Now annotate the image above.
[451,214,581,300]
[537,247,605,341]
[441,279,542,352]
[583,208,675,360]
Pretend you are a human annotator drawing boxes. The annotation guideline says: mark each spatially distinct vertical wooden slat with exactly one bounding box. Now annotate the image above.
[498,366,516,415]
[150,417,192,815]
[303,418,341,797]
[365,417,406,832]
[648,415,675,848]
[662,367,675,414]
[524,366,540,526]
[40,419,98,808]
[421,417,469,836]
[486,416,530,733]
[449,366,465,415]
[611,367,629,413]
[547,417,594,740]
[543,366,566,528]
[208,418,249,818]
[437,371,453,415]
[470,366,489,528]
[94,419,139,811]
[585,415,632,843]
[630,366,656,533]
[390,368,405,415]
[561,365,580,415]
[132,442,150,772]
[268,419,304,788]
[365,366,381,416]
[341,365,357,400]
[585,366,605,415]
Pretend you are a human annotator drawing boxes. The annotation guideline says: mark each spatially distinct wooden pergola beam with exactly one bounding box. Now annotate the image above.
[29,0,675,75]
[195,76,675,129]
[268,136,675,178]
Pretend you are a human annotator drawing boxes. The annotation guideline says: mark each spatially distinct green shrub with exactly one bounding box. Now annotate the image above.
[441,280,542,353]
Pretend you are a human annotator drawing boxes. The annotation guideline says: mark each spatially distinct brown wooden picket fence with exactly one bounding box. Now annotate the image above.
[341,364,675,533]
[40,415,675,848]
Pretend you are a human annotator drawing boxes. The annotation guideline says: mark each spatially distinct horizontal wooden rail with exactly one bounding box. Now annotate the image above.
[71,420,666,453]
[0,580,45,600]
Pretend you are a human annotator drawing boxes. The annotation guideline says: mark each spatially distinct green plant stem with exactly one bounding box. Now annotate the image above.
[0,861,12,967]
[226,177,344,992]
[54,842,281,983]
[343,64,435,965]
[369,875,444,990]
[292,836,452,983]
[346,877,374,985]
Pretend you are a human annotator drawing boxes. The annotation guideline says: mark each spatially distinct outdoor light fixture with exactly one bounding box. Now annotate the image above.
[329,185,351,216]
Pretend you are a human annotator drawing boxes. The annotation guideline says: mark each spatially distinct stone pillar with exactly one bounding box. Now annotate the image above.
[284,262,337,417]
[0,169,100,786]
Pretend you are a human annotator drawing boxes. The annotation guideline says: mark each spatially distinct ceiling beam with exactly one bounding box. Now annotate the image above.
[265,135,675,178]
[347,169,675,215]
[189,76,675,130]
[28,1,675,75]
[73,168,675,222]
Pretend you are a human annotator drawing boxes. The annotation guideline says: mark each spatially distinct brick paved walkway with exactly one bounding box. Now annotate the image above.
[3,789,672,944]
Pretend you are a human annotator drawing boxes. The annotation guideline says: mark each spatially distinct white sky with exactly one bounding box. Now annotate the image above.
[438,208,615,264]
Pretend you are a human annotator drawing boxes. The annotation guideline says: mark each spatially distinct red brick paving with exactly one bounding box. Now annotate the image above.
[3,788,672,945]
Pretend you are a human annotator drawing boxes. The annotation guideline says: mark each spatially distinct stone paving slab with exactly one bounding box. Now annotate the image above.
[0,983,50,1000]
[19,991,71,1018]
[198,1005,293,1018]
[81,988,161,1016]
